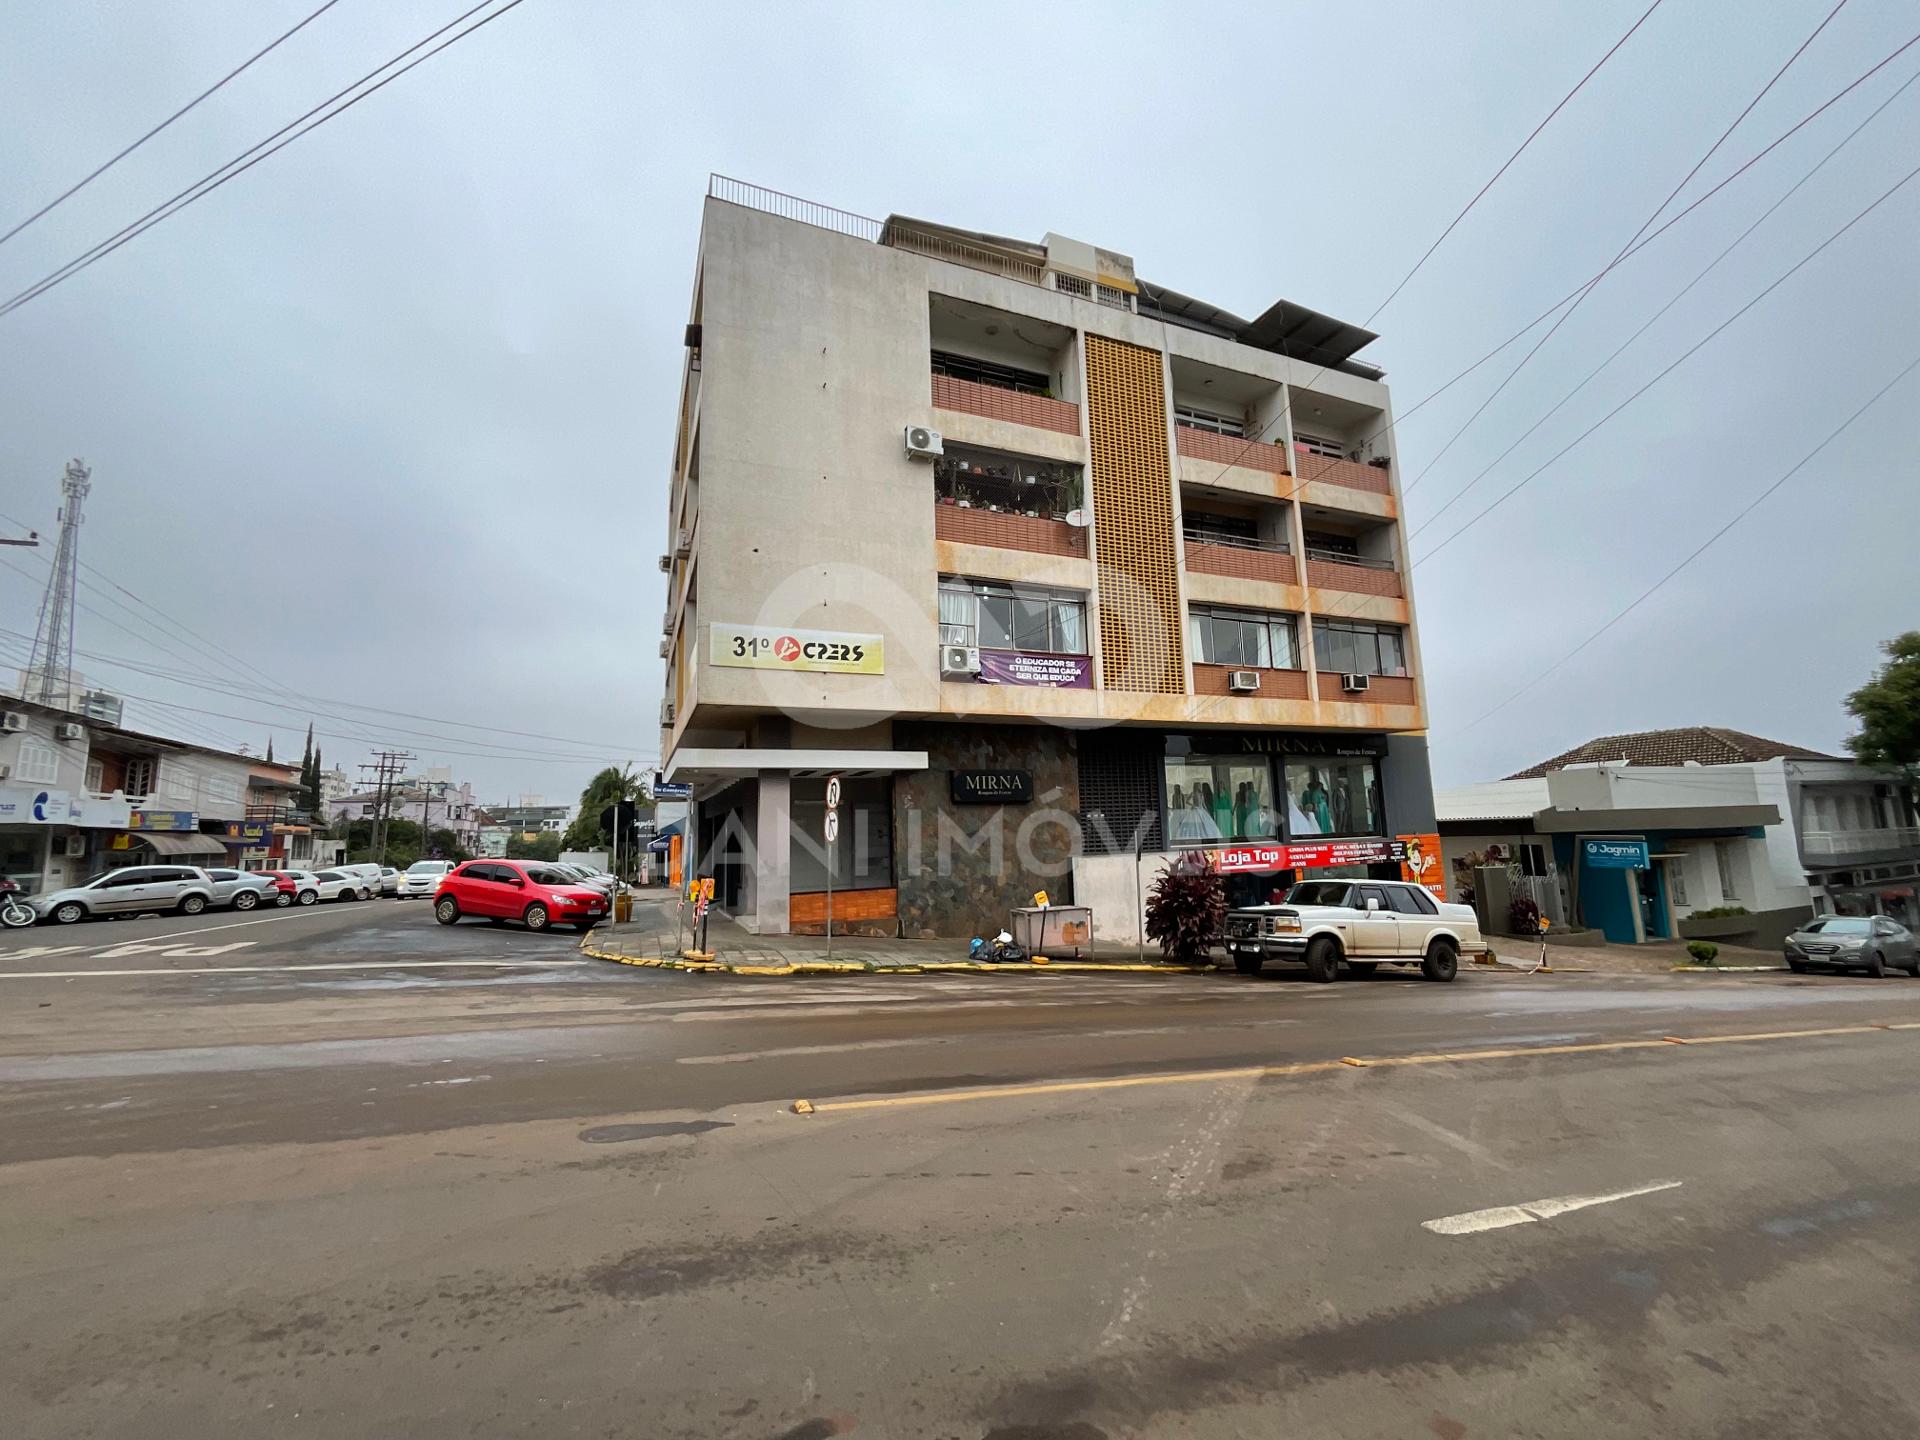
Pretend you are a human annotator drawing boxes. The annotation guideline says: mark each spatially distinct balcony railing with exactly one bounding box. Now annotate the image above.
[936,503,1087,558]
[1294,445,1393,495]
[246,804,313,825]
[932,373,1080,436]
[1305,549,1404,599]
[1802,826,1920,860]
[1182,530,1296,586]
[1176,424,1291,474]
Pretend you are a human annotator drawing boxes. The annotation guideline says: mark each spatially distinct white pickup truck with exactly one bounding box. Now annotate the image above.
[1222,878,1487,982]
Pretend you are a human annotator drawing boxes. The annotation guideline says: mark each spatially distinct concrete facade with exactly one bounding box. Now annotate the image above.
[662,183,1438,939]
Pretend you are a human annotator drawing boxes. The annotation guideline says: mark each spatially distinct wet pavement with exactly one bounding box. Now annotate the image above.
[5,896,1920,1436]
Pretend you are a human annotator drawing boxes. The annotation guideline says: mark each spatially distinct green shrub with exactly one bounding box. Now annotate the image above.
[1691,905,1750,919]
[1685,940,1720,964]
[1144,852,1226,965]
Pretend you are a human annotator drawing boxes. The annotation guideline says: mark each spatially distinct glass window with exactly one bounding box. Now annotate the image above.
[791,776,894,892]
[1189,608,1300,669]
[941,578,1088,655]
[1283,756,1382,837]
[15,740,60,784]
[1285,881,1356,907]
[85,757,104,791]
[1715,841,1740,899]
[122,758,154,796]
[1313,620,1408,677]
[1175,405,1246,437]
[1164,756,1278,841]
[938,583,975,646]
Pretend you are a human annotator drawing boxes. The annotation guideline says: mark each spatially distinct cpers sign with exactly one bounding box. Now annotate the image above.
[710,623,884,675]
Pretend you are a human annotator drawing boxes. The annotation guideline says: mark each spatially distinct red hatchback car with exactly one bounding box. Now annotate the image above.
[432,859,608,933]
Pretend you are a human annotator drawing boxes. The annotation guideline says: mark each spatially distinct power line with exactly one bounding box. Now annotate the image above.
[0,0,533,320]
[1403,0,1851,490]
[1363,0,1667,324]
[1459,349,1920,734]
[0,0,347,248]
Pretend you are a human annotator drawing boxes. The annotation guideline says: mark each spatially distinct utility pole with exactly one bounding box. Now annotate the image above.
[358,751,413,866]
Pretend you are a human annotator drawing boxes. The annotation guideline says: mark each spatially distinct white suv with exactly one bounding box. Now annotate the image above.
[334,863,383,900]
[1223,878,1486,982]
[397,860,454,898]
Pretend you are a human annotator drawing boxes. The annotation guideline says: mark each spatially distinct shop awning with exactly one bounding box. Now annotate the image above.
[665,749,929,786]
[136,832,229,858]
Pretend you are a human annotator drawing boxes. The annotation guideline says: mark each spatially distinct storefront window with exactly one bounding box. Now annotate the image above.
[1283,756,1381,837]
[1164,756,1278,841]
[791,776,895,892]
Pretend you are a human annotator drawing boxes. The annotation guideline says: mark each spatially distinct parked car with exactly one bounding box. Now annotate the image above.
[334,863,382,900]
[35,865,219,925]
[309,869,367,903]
[433,859,609,932]
[1784,915,1920,977]
[377,866,401,897]
[1222,879,1486,982]
[277,869,324,905]
[250,870,310,907]
[551,862,615,892]
[203,868,277,912]
[397,860,454,899]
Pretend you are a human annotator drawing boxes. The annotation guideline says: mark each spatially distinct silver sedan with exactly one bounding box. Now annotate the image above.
[1784,915,1920,977]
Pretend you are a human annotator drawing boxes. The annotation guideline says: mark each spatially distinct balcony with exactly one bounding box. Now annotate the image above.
[1351,674,1418,706]
[1192,663,1309,700]
[937,503,1087,558]
[1802,826,1920,860]
[1176,424,1291,474]
[1305,548,1404,598]
[1182,530,1296,586]
[246,804,314,827]
[932,373,1079,436]
[1295,444,1392,495]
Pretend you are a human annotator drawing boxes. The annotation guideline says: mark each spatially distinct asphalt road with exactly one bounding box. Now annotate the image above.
[5,896,1920,1438]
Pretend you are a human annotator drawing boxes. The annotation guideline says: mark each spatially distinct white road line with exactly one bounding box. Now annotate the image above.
[1422,1179,1683,1235]
[678,1036,942,1064]
[0,959,595,980]
[0,905,353,957]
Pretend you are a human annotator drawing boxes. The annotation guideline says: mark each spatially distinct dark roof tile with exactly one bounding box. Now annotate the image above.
[1506,726,1838,779]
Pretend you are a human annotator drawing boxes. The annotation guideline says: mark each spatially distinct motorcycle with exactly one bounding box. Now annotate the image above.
[0,878,35,929]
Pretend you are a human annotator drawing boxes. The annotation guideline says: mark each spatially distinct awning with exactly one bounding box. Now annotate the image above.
[136,831,229,858]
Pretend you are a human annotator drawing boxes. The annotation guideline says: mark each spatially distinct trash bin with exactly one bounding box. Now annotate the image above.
[1009,905,1093,959]
[614,891,633,922]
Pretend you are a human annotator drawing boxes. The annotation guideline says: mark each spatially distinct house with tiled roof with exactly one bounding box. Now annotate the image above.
[1439,726,1920,947]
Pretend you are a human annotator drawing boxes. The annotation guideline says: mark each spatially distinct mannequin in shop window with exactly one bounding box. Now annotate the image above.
[1299,768,1333,835]
[1332,772,1353,833]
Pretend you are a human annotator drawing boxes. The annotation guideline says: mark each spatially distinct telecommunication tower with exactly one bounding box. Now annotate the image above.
[25,459,92,707]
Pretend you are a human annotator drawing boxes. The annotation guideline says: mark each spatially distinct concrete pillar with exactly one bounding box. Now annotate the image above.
[754,771,792,935]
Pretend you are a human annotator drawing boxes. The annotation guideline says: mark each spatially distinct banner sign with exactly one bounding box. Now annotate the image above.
[1209,837,1407,874]
[710,623,883,675]
[129,809,197,832]
[0,786,71,825]
[1398,832,1446,899]
[976,650,1093,689]
[223,821,270,845]
[1583,837,1650,869]
[651,778,692,800]
[950,770,1034,805]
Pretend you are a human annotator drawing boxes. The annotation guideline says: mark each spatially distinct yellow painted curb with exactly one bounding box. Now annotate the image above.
[575,934,1211,977]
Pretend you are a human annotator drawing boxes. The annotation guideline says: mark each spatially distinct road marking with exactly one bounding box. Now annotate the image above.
[1422,1180,1683,1235]
[679,1037,947,1064]
[802,1022,1917,1114]
[0,905,355,958]
[0,959,596,980]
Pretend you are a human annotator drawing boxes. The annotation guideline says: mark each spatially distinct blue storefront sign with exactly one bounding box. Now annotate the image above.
[651,780,692,800]
[129,810,197,832]
[1582,837,1650,869]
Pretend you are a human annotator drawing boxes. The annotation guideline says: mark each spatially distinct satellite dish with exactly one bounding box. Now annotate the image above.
[1064,508,1089,528]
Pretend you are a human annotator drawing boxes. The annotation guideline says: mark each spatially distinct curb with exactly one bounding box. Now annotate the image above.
[576,935,1213,977]
[1670,964,1791,973]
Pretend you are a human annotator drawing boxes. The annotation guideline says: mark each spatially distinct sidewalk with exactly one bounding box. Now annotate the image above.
[582,905,1210,975]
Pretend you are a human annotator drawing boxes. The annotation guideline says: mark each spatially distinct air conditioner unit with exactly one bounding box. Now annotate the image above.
[57,722,85,741]
[658,553,673,573]
[63,835,86,858]
[662,613,674,636]
[905,425,944,461]
[674,528,693,559]
[658,638,671,659]
[1228,670,1262,693]
[659,699,676,726]
[1340,672,1372,694]
[0,764,9,780]
[0,711,25,733]
[939,644,981,678]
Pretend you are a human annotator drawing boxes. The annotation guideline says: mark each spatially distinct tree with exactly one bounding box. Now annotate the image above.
[559,765,650,856]
[507,832,561,862]
[1847,632,1920,779]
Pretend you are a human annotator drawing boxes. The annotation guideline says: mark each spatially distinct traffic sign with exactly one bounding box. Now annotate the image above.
[824,810,840,843]
[825,776,841,809]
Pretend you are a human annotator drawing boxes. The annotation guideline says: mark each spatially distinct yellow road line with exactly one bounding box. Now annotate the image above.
[800,1021,1914,1115]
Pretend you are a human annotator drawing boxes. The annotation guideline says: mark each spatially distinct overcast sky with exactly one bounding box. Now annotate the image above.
[2,0,1916,801]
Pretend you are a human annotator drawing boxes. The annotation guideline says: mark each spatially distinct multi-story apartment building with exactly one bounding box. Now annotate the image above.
[659,178,1439,939]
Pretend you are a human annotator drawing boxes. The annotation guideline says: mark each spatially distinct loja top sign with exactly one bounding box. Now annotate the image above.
[710,623,883,675]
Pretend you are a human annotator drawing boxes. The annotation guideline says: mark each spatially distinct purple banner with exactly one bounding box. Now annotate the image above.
[977,649,1092,689]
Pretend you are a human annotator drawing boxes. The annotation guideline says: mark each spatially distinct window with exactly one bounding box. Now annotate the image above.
[1286,881,1355,907]
[1164,756,1278,841]
[14,739,60,784]
[939,578,1087,654]
[1293,431,1347,459]
[1184,510,1261,543]
[1357,884,1391,911]
[1715,841,1740,900]
[1388,884,1440,915]
[203,774,242,805]
[85,758,104,792]
[931,349,1050,396]
[1175,405,1247,438]
[119,757,153,796]
[1668,858,1690,907]
[1283,756,1381,837]
[934,443,1083,522]
[1313,620,1408,677]
[1188,607,1300,669]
